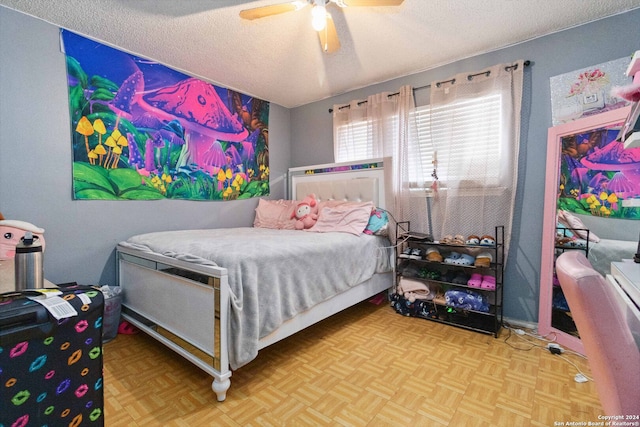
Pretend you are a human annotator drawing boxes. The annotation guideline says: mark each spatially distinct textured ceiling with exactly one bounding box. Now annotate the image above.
[2,0,640,108]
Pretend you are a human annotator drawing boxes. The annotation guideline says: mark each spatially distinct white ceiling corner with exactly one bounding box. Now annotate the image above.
[1,0,640,108]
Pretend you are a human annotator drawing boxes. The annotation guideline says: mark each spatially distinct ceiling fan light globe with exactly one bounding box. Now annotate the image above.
[311,5,327,31]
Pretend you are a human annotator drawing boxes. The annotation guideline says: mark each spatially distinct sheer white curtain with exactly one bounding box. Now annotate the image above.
[333,86,428,237]
[428,60,524,259]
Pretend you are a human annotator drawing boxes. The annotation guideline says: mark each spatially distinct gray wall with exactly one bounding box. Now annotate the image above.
[0,6,291,286]
[1,5,639,324]
[289,9,640,322]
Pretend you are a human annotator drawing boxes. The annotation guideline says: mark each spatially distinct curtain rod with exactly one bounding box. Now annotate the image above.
[328,60,530,113]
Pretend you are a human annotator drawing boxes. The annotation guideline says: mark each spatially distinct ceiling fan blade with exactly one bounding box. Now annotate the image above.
[339,0,403,6]
[239,1,306,20]
[318,13,340,53]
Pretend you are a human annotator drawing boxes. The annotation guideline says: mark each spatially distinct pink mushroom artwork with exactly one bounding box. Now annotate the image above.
[109,69,144,124]
[138,78,249,175]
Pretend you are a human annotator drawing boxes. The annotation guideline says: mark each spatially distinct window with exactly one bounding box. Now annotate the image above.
[412,93,503,188]
[334,93,504,190]
[334,118,370,162]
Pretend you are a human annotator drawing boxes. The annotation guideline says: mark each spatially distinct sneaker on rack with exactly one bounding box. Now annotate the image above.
[409,248,422,260]
[399,247,412,259]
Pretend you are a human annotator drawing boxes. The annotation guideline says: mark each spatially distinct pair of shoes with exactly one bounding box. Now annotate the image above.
[480,275,496,290]
[425,247,443,262]
[409,248,422,260]
[467,274,496,290]
[418,268,441,280]
[452,235,465,245]
[444,251,460,263]
[466,235,480,245]
[399,247,421,259]
[479,235,496,246]
[451,271,470,285]
[400,261,420,277]
[474,252,493,267]
[444,252,474,265]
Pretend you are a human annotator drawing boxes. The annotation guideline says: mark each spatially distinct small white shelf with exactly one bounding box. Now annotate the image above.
[624,131,640,149]
[626,50,640,79]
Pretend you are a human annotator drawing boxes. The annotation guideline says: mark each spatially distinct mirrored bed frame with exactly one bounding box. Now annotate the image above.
[115,158,393,402]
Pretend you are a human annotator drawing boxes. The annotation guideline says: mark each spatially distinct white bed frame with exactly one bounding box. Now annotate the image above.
[116,158,392,402]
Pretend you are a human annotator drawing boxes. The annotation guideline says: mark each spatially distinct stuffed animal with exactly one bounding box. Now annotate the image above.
[611,82,640,102]
[0,219,46,260]
[291,194,318,230]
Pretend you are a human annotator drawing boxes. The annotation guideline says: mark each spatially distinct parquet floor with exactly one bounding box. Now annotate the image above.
[103,301,602,426]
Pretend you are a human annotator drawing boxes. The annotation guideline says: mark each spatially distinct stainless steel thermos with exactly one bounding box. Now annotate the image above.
[14,232,44,290]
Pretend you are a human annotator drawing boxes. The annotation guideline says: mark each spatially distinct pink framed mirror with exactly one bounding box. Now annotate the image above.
[539,106,632,354]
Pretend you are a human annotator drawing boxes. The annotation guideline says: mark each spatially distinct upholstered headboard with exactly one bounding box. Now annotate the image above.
[288,158,387,209]
[295,178,380,206]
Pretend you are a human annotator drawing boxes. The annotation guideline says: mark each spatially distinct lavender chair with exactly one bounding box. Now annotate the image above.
[555,250,640,416]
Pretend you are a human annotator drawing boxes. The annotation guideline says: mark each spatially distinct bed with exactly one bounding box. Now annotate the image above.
[115,158,394,401]
[557,210,639,276]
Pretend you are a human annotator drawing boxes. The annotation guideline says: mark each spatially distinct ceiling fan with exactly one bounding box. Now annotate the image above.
[239,0,404,54]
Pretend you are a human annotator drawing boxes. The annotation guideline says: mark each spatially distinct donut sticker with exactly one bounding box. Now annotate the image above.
[9,341,28,358]
[5,377,17,387]
[60,341,70,351]
[37,391,47,402]
[63,294,75,301]
[89,408,102,422]
[29,355,47,372]
[45,369,55,380]
[69,414,83,427]
[56,378,71,395]
[68,349,82,366]
[44,336,54,345]
[88,346,101,360]
[75,383,89,398]
[81,367,89,376]
[75,319,88,333]
[81,303,90,312]
[11,414,29,427]
[11,389,30,406]
[61,408,71,417]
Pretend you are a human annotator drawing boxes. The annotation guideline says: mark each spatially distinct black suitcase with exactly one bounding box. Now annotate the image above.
[0,284,105,426]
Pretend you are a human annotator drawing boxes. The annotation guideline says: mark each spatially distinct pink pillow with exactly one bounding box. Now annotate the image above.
[253,199,297,230]
[557,210,600,243]
[308,202,374,235]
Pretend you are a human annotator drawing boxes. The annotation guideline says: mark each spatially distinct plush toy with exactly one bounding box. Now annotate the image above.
[291,194,318,230]
[364,208,389,236]
[0,219,46,260]
[611,82,640,102]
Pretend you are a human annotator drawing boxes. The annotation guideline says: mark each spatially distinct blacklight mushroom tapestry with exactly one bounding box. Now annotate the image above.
[61,30,270,201]
[558,121,640,220]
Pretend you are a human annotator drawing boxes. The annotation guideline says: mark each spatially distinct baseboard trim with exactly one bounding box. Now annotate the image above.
[503,317,538,332]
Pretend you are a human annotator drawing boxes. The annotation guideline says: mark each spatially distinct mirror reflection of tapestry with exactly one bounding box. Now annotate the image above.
[61,30,270,201]
[550,57,631,126]
[558,121,640,219]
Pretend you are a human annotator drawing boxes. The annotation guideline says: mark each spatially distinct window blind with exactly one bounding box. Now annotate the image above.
[412,93,503,187]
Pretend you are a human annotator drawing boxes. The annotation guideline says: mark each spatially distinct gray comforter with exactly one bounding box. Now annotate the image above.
[120,227,393,369]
